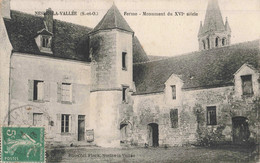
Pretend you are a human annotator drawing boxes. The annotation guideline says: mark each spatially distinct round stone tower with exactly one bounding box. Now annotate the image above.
[88,4,134,147]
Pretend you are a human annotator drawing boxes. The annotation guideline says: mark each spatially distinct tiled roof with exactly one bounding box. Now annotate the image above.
[90,4,134,34]
[133,36,149,63]
[4,10,147,63]
[133,40,260,94]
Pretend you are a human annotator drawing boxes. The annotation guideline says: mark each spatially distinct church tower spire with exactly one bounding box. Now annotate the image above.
[198,0,231,50]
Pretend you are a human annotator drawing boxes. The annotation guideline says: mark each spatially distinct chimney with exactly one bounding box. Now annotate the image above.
[44,8,54,33]
[0,0,11,19]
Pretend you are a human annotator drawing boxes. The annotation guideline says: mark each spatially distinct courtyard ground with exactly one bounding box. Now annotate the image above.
[46,144,259,163]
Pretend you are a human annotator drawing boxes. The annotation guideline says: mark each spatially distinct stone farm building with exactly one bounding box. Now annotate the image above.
[0,0,259,147]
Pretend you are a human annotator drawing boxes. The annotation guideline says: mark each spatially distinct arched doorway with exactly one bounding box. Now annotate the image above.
[232,116,250,144]
[120,121,131,144]
[147,123,159,147]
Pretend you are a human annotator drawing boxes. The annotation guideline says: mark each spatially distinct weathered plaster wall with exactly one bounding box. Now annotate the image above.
[90,29,134,91]
[89,90,134,147]
[116,31,133,89]
[90,30,118,91]
[0,16,12,125]
[9,53,91,142]
[89,29,134,147]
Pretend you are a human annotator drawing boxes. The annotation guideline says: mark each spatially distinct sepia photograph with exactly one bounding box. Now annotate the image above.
[0,0,259,162]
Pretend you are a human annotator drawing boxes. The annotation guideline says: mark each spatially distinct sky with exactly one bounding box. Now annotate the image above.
[10,0,260,57]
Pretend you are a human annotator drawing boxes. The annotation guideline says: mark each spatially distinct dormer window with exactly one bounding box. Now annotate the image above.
[42,36,51,48]
[171,85,176,100]
[35,29,53,54]
[241,75,253,95]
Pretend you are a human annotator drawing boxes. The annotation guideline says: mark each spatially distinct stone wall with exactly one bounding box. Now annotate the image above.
[132,84,260,146]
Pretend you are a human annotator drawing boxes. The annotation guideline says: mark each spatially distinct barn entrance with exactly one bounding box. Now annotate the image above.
[232,116,250,144]
[78,115,85,141]
[147,123,159,147]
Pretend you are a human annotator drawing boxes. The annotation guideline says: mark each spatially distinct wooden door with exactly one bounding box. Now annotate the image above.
[78,115,85,141]
[232,117,250,144]
[147,123,159,147]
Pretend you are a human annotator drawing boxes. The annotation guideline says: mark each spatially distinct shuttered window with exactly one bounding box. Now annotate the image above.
[61,83,72,102]
[33,80,44,101]
[170,109,178,128]
[28,80,50,102]
[207,106,217,125]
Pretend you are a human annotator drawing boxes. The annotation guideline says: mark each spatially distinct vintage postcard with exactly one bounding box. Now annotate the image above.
[0,0,259,162]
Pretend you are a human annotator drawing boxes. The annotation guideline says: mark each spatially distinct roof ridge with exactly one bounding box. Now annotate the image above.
[134,39,260,65]
[113,5,118,28]
[54,19,92,30]
[9,9,92,30]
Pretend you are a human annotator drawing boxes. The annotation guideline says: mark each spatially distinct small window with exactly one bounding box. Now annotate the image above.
[33,113,43,126]
[61,83,72,102]
[171,85,176,100]
[207,38,210,49]
[207,106,217,125]
[215,37,219,47]
[122,86,128,102]
[170,109,178,128]
[42,36,51,48]
[33,80,44,101]
[222,38,226,46]
[122,52,127,70]
[61,114,70,133]
[241,75,253,95]
[202,40,206,50]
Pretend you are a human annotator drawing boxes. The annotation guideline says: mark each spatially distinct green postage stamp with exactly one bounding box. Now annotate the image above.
[1,127,45,162]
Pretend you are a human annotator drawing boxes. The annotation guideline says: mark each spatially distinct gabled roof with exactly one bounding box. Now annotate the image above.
[36,28,53,36]
[201,0,225,34]
[133,40,260,95]
[4,10,91,61]
[90,4,134,34]
[3,10,147,63]
[233,63,258,76]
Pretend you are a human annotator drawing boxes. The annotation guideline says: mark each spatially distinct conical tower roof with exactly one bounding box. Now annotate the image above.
[90,4,134,34]
[202,0,225,33]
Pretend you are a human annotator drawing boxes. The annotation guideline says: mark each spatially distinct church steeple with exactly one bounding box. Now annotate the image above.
[225,17,231,32]
[198,0,231,50]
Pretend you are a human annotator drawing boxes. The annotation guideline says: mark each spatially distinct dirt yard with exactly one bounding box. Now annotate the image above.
[46,145,259,163]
